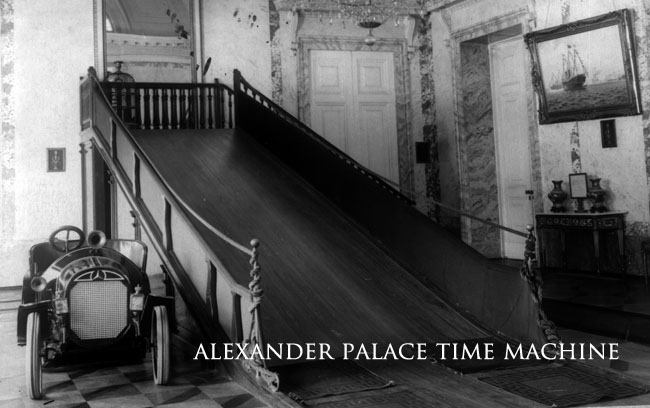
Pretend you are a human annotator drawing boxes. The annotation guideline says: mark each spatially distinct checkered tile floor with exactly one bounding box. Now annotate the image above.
[0,305,270,408]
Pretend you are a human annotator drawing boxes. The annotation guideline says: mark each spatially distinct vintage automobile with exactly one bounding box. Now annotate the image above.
[17,226,175,399]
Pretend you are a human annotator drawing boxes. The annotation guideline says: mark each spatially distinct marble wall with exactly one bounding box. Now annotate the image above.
[416,16,442,221]
[459,41,500,257]
[269,0,283,104]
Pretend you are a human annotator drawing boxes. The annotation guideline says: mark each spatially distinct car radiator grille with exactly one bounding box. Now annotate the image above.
[69,281,128,340]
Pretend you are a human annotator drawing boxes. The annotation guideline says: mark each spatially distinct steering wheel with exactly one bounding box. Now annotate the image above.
[49,226,86,253]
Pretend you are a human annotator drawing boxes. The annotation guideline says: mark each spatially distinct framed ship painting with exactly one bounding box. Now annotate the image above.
[524,9,641,124]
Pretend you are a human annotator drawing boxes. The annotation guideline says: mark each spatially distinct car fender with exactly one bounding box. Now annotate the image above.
[17,301,50,346]
[141,295,176,338]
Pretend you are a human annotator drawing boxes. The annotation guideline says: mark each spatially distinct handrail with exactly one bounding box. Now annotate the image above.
[432,198,529,238]
[233,69,414,206]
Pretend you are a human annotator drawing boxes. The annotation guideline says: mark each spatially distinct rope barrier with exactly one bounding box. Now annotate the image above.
[431,199,528,238]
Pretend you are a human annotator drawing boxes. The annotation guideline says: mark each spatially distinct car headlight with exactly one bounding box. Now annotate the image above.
[130,284,145,311]
[54,291,68,314]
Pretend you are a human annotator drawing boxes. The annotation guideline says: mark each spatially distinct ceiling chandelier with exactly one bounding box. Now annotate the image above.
[287,0,428,45]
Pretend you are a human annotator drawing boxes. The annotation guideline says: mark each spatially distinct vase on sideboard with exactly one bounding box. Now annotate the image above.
[548,180,567,213]
[588,178,607,213]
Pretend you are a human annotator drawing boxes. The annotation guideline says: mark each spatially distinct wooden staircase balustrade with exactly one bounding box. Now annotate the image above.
[101,80,235,130]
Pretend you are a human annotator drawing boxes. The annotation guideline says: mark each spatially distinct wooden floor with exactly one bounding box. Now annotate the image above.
[132,129,650,407]
[544,271,650,343]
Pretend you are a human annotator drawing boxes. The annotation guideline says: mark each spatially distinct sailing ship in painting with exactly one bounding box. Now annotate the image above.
[548,44,587,91]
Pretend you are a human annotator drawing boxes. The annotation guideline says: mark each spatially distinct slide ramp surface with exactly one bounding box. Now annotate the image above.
[132,128,494,364]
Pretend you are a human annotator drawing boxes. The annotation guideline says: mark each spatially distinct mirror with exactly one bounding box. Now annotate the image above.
[104,0,195,83]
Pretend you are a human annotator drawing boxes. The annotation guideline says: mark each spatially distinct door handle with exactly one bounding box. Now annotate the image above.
[525,189,534,200]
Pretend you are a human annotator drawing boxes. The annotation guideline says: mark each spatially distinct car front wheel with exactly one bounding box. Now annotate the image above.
[25,312,43,399]
[151,305,170,385]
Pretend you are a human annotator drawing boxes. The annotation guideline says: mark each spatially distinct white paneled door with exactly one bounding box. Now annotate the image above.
[310,50,399,186]
[490,36,533,259]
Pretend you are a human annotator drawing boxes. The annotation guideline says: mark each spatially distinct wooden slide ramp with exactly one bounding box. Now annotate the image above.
[132,128,490,362]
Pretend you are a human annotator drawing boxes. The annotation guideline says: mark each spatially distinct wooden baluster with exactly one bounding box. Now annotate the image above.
[179,89,187,128]
[219,86,225,128]
[227,91,233,128]
[199,86,205,129]
[189,88,199,129]
[207,86,214,129]
[214,80,221,129]
[134,87,142,128]
[124,86,132,123]
[185,88,196,129]
[171,89,178,129]
[161,88,169,129]
[143,87,151,129]
[152,88,160,129]
[115,85,123,121]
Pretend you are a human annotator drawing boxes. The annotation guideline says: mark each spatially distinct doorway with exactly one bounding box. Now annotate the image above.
[309,50,399,186]
[489,35,533,258]
[103,0,195,82]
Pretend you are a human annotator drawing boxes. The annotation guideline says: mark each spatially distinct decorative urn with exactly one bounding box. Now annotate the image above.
[588,178,607,213]
[548,180,567,213]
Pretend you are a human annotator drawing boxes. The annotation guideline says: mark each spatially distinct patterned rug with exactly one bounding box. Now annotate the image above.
[478,363,648,407]
[429,337,547,374]
[312,390,431,408]
[275,359,393,403]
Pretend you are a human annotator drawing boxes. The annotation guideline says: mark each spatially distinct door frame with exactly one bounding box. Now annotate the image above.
[297,37,414,198]
[488,35,533,258]
[450,11,542,258]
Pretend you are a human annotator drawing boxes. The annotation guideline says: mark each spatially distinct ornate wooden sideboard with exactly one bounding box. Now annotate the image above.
[535,212,626,274]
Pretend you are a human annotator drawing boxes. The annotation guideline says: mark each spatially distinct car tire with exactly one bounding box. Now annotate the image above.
[25,312,43,399]
[151,305,170,385]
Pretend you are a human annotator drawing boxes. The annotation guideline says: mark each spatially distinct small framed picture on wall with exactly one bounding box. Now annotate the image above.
[47,148,66,172]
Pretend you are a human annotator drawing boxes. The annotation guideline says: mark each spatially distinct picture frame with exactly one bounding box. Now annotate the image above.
[47,148,66,172]
[524,9,641,124]
[600,119,617,148]
[569,173,588,199]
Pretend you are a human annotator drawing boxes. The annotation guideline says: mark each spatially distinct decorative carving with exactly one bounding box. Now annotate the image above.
[537,213,623,230]
[519,225,561,349]
[289,9,300,56]
[239,239,280,392]
[537,216,593,228]
[404,16,417,59]
[241,358,280,392]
